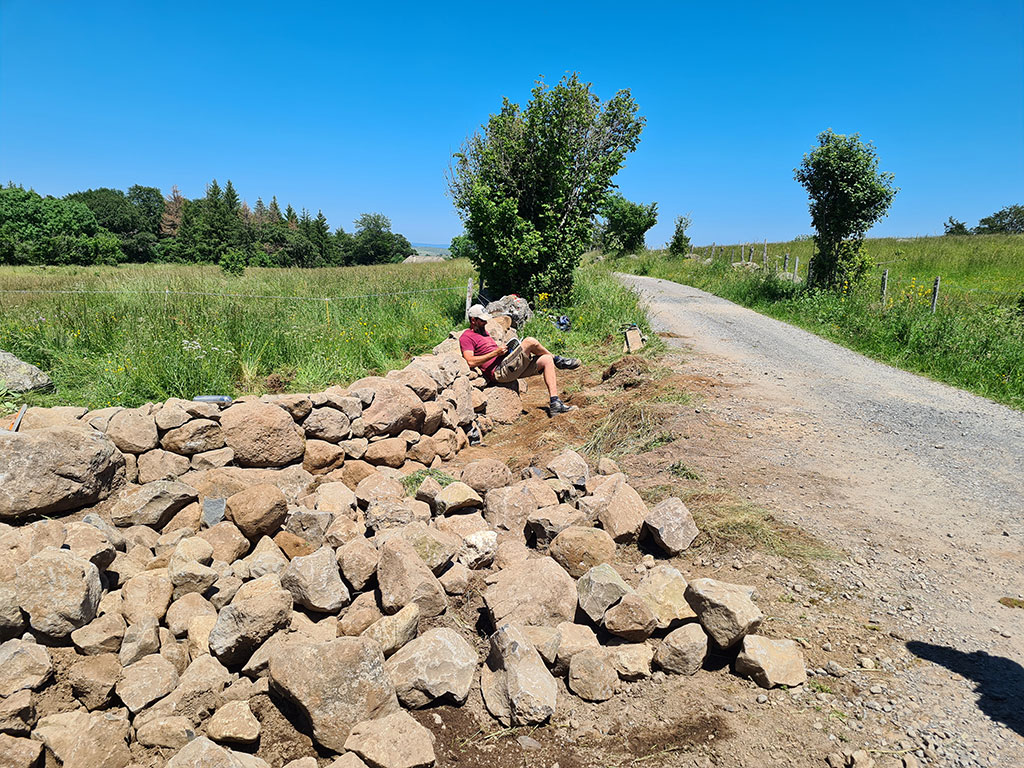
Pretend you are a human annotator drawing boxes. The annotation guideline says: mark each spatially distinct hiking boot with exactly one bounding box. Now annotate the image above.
[549,397,577,416]
[553,355,580,370]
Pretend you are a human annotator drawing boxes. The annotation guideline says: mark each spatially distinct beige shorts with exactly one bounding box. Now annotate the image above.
[492,342,540,383]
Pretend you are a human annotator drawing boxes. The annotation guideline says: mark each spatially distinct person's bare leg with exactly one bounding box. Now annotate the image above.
[521,337,552,357]
[536,354,558,398]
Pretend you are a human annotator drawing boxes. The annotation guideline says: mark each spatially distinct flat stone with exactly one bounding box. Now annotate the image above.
[362,603,420,657]
[552,621,600,676]
[0,689,34,735]
[166,736,269,768]
[134,714,196,749]
[483,624,557,726]
[121,568,173,625]
[344,710,436,768]
[31,710,131,768]
[15,548,101,638]
[484,557,576,629]
[119,616,160,666]
[69,653,120,710]
[377,539,447,618]
[337,537,379,591]
[644,496,699,555]
[525,504,585,549]
[546,449,589,488]
[0,639,51,696]
[110,480,198,528]
[735,634,807,688]
[607,642,654,680]
[568,648,616,701]
[71,611,126,655]
[208,700,261,745]
[635,565,696,629]
[116,653,179,712]
[576,563,633,624]
[268,637,399,752]
[0,733,43,768]
[384,627,478,708]
[434,482,483,515]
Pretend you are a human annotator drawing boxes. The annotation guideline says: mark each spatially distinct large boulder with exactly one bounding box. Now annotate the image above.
[161,419,224,455]
[268,637,399,752]
[384,627,478,708]
[684,578,763,648]
[220,402,305,467]
[655,623,708,675]
[115,654,179,713]
[0,349,51,392]
[460,459,514,494]
[0,427,123,521]
[348,378,426,437]
[484,387,523,425]
[567,648,617,702]
[15,548,101,638]
[734,635,807,688]
[484,483,538,537]
[166,737,269,768]
[0,733,43,767]
[483,557,576,629]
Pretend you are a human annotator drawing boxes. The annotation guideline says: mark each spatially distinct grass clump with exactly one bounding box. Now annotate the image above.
[401,468,457,496]
[998,597,1024,609]
[617,233,1024,410]
[668,461,702,480]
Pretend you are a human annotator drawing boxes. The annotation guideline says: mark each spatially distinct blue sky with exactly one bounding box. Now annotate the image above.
[1,1,1021,246]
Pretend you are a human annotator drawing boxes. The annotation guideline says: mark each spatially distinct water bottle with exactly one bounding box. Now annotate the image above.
[193,395,233,405]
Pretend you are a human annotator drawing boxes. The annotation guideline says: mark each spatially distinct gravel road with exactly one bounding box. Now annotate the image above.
[618,273,1024,766]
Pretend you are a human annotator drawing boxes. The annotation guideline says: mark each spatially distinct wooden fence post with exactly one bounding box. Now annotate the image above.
[793,256,799,284]
[762,239,767,266]
[465,278,473,321]
[931,276,940,314]
[783,252,790,272]
[880,269,889,303]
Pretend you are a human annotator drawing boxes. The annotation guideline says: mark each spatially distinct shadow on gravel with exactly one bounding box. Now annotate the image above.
[906,641,1024,737]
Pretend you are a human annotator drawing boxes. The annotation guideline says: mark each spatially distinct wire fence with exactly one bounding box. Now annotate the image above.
[0,285,467,303]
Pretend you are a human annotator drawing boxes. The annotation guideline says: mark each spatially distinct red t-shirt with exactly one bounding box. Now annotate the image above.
[459,328,500,380]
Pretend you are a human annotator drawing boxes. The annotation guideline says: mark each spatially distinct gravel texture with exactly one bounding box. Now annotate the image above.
[618,273,1024,766]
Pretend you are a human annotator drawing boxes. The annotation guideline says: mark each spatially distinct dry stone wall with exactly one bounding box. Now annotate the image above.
[0,333,807,768]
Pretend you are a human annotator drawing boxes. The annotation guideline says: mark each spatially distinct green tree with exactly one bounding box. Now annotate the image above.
[160,186,186,238]
[667,214,692,256]
[449,73,645,298]
[597,193,657,256]
[794,129,898,288]
[943,216,970,236]
[449,233,476,261]
[974,204,1024,234]
[64,187,141,236]
[127,185,164,235]
[351,212,412,265]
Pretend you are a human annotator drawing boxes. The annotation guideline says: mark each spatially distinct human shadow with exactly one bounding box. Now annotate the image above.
[906,641,1024,737]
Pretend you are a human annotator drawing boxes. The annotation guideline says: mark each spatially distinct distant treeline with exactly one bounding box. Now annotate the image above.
[0,181,416,268]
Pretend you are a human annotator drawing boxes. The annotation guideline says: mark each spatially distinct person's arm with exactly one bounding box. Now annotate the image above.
[462,345,507,369]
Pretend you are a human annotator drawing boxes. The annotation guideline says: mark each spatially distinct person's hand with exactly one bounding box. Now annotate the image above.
[496,345,508,356]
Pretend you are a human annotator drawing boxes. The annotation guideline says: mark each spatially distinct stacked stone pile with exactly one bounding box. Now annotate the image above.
[0,336,807,768]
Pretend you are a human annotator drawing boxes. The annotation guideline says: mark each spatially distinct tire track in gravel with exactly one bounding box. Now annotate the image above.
[618,273,1024,764]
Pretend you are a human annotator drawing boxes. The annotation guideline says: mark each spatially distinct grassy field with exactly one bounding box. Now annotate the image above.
[0,261,651,410]
[618,233,1024,410]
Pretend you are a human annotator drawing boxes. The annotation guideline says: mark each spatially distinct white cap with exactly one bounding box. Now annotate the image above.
[468,304,492,321]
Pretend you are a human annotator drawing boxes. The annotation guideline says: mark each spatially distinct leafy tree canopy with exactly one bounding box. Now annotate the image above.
[794,129,898,288]
[449,73,645,298]
[943,216,970,236]
[667,214,692,256]
[974,204,1024,234]
[596,193,657,256]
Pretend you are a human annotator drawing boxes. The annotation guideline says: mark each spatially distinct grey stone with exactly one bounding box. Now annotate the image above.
[384,627,478,707]
[644,496,699,555]
[203,497,227,528]
[281,545,350,613]
[484,557,576,629]
[343,710,436,768]
[576,563,632,624]
[15,548,101,638]
[655,623,708,675]
[735,634,807,688]
[568,648,616,701]
[483,624,557,726]
[685,578,763,648]
[0,639,51,696]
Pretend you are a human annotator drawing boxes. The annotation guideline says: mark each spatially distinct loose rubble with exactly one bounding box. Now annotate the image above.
[0,334,814,767]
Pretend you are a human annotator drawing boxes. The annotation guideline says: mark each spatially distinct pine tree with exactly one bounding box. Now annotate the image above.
[268,196,283,225]
[253,197,268,225]
[285,204,298,229]
[160,186,185,238]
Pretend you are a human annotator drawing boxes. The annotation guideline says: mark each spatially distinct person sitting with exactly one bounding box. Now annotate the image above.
[459,304,579,416]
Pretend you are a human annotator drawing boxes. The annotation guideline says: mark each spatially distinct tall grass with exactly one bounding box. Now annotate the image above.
[0,262,473,408]
[617,234,1024,410]
[0,261,654,410]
